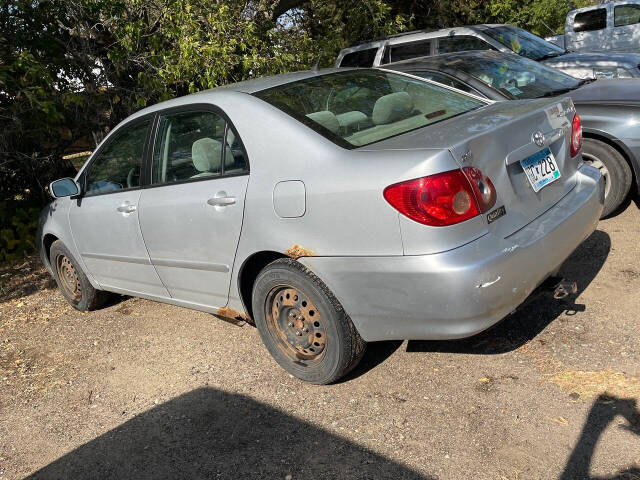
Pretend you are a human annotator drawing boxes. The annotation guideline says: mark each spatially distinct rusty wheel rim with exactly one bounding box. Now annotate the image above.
[265,285,327,365]
[56,254,82,303]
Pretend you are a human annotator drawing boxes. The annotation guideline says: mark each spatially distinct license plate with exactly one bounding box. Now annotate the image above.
[520,147,561,193]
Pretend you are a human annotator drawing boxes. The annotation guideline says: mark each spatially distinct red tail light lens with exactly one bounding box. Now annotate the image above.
[570,113,582,157]
[384,167,497,227]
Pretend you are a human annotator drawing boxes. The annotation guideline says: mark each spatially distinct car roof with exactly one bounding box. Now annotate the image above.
[384,49,520,71]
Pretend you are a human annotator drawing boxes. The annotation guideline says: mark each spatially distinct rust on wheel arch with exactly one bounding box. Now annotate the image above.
[284,245,315,259]
[215,306,253,327]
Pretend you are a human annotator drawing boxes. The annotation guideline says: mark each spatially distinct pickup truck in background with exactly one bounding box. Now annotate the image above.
[546,0,640,53]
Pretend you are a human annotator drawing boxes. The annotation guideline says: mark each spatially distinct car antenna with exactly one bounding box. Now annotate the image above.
[540,19,556,36]
[311,52,324,72]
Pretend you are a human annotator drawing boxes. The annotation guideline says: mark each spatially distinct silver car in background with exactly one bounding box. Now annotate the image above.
[336,24,640,79]
[38,69,604,384]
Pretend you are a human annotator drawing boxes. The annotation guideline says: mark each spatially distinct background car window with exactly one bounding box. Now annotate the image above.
[411,71,477,94]
[437,36,491,54]
[152,111,227,184]
[387,40,432,63]
[483,25,565,61]
[340,48,378,67]
[85,121,149,195]
[615,4,640,27]
[574,9,607,32]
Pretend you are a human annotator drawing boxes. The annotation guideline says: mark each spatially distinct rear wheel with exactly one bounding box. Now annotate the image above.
[50,240,108,311]
[582,138,632,218]
[252,259,366,384]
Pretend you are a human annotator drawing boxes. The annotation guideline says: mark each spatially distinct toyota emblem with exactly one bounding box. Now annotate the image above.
[532,131,545,147]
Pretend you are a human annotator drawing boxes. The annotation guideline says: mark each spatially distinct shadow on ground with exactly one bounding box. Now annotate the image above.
[560,394,640,480]
[26,387,432,480]
[405,229,611,356]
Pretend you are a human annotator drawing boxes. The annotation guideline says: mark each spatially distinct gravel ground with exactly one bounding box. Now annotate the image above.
[1,202,639,480]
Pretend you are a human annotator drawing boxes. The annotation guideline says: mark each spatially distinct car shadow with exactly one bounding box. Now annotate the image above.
[560,394,640,480]
[404,229,611,355]
[25,387,432,480]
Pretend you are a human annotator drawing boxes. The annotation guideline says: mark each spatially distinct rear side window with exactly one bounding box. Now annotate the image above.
[339,48,378,67]
[386,40,433,63]
[85,121,149,196]
[152,110,247,185]
[437,36,492,54]
[574,9,607,32]
[615,4,640,27]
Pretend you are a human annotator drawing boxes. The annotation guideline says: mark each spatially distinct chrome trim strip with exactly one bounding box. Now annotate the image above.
[150,258,230,273]
[82,252,151,265]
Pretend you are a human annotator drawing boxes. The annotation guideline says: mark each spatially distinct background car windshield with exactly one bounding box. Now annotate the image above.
[483,26,565,61]
[458,53,580,99]
[254,70,484,148]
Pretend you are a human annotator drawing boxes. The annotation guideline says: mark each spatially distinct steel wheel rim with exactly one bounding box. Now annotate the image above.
[264,285,327,366]
[583,154,611,199]
[56,254,82,303]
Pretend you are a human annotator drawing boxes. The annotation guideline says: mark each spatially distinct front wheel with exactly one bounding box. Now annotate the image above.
[582,138,632,218]
[252,259,366,384]
[50,240,108,311]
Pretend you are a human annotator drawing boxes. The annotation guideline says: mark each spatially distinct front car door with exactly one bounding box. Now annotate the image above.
[612,2,640,51]
[137,106,249,308]
[567,6,611,52]
[69,117,169,297]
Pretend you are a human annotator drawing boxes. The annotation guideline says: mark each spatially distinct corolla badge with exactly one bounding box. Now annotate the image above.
[532,131,545,147]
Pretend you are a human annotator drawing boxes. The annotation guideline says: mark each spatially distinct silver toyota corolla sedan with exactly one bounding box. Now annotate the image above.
[38,68,604,384]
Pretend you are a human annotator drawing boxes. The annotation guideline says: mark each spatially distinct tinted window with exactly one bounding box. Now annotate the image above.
[85,121,149,195]
[615,4,640,27]
[437,36,492,54]
[152,110,247,184]
[340,48,378,67]
[254,70,484,148]
[483,25,565,61]
[411,71,477,94]
[445,52,580,99]
[574,9,607,32]
[387,40,432,63]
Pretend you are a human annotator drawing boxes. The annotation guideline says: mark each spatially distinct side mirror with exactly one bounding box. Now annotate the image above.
[49,178,80,198]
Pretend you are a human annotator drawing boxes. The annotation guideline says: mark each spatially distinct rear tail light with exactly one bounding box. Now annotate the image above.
[383,167,497,227]
[570,113,582,157]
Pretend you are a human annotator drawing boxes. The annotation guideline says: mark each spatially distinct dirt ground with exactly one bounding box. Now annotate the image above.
[1,202,639,480]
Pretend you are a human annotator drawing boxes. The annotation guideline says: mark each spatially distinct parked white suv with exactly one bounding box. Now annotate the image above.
[336,25,640,79]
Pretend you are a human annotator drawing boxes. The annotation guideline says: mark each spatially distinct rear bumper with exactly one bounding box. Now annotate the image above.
[300,165,604,341]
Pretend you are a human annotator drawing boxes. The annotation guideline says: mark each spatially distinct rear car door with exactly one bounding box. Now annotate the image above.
[613,3,640,51]
[567,6,610,52]
[69,118,169,296]
[137,107,249,308]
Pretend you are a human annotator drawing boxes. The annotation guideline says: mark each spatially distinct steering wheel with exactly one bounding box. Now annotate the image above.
[126,166,140,188]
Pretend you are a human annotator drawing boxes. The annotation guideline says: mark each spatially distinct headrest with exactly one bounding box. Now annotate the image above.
[192,137,223,173]
[306,111,340,134]
[372,91,414,125]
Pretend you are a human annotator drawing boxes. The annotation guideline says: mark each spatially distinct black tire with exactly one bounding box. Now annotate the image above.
[582,138,632,218]
[50,240,108,311]
[252,258,366,384]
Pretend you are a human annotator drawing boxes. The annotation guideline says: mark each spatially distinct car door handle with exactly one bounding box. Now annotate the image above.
[117,204,137,213]
[207,196,236,207]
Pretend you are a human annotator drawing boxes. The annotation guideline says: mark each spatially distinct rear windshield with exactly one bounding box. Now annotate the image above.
[253,69,485,148]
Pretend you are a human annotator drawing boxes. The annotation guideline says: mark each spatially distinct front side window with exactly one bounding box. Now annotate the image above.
[85,121,149,195]
[254,70,485,148]
[340,48,378,68]
[615,4,640,27]
[453,53,580,99]
[483,26,565,61]
[152,110,248,185]
[574,8,607,32]
[387,40,432,63]
[410,70,477,94]
[437,36,492,54]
